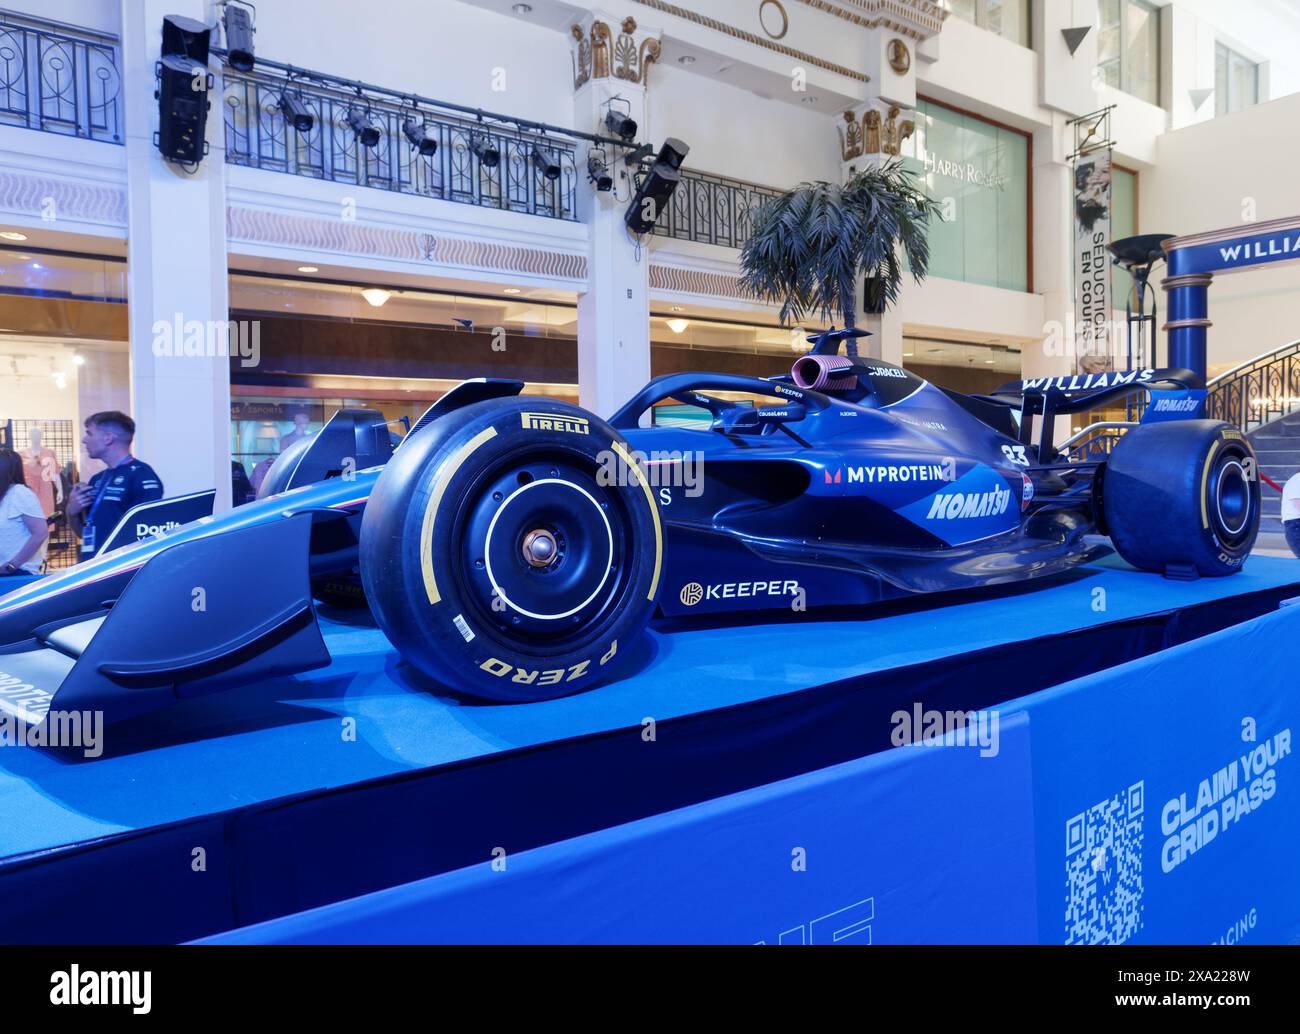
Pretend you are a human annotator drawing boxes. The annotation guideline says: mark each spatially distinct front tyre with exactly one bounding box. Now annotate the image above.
[1102,419,1260,577]
[359,398,663,701]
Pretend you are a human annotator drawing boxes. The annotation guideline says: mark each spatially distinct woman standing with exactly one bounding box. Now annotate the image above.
[0,448,48,576]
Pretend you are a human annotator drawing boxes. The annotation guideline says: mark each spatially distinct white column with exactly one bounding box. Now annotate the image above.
[121,0,232,509]
[571,14,660,418]
[1025,118,1077,388]
[839,103,912,365]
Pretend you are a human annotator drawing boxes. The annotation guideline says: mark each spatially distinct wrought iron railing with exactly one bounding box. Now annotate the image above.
[650,168,781,249]
[1206,339,1300,433]
[0,9,121,143]
[223,68,578,221]
[1058,422,1136,462]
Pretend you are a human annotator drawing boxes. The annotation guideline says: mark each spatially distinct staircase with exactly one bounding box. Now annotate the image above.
[1249,414,1300,534]
[1206,340,1300,534]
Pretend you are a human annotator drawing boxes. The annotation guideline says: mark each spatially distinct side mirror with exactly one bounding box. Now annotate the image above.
[716,403,806,434]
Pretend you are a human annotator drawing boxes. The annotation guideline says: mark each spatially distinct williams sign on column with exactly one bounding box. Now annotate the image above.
[1073,150,1113,373]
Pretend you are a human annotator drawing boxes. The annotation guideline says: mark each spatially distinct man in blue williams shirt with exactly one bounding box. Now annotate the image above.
[67,411,164,561]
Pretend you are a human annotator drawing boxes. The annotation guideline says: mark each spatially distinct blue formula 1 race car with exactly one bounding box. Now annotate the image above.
[0,331,1260,725]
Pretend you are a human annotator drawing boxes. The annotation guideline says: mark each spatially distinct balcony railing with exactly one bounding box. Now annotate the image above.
[0,9,121,143]
[1206,340,1300,433]
[223,68,578,222]
[651,169,781,249]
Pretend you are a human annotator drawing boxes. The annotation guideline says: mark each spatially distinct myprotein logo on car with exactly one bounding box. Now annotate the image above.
[0,670,53,722]
[520,412,589,435]
[825,463,952,485]
[925,485,1012,520]
[679,579,800,605]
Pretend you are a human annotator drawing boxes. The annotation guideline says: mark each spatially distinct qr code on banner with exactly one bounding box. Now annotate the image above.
[1064,781,1145,944]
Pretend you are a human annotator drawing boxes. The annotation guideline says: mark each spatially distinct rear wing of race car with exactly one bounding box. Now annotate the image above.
[976,368,1206,464]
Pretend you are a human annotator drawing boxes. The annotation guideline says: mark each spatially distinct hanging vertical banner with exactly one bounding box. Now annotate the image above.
[1073,148,1113,373]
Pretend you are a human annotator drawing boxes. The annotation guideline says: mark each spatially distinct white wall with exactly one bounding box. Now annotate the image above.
[253,0,575,130]
[1142,90,1300,374]
[1166,0,1300,101]
[6,0,118,34]
[647,63,839,186]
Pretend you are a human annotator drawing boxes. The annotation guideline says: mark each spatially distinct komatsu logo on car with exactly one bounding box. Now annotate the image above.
[1153,398,1199,412]
[520,412,590,434]
[926,485,1012,520]
[679,580,800,605]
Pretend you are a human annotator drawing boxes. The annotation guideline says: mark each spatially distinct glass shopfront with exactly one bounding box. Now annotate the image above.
[0,245,130,569]
[900,99,1031,293]
[1111,164,1138,318]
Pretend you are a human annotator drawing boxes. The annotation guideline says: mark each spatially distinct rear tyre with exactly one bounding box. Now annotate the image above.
[359,397,663,701]
[1102,419,1260,577]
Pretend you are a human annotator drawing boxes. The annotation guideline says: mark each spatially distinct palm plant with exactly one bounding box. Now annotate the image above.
[739,159,942,357]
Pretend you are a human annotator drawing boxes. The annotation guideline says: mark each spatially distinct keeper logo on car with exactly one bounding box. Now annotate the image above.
[679,580,800,605]
[520,412,590,435]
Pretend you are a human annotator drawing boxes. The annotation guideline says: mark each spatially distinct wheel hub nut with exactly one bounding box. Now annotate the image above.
[522,528,558,568]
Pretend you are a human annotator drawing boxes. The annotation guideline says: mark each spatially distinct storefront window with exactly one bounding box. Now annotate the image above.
[942,0,1030,48]
[1110,165,1138,322]
[901,336,1021,393]
[0,245,130,569]
[900,99,1030,293]
[1216,43,1260,116]
[1097,0,1160,105]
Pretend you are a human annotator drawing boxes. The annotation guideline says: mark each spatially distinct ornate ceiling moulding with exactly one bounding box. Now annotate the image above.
[795,0,947,41]
[839,103,913,161]
[630,0,870,84]
[571,16,662,90]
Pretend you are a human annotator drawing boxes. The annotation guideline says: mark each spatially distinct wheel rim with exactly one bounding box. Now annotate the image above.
[455,451,632,644]
[1211,455,1253,544]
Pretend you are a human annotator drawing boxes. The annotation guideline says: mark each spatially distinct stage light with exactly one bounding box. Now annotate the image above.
[161,14,210,62]
[297,265,318,273]
[155,54,212,165]
[587,152,613,192]
[72,353,85,365]
[361,288,391,307]
[624,137,690,234]
[532,143,561,181]
[279,91,314,133]
[347,108,381,149]
[402,117,438,157]
[603,109,637,142]
[656,137,689,171]
[0,231,27,241]
[470,134,500,168]
[223,2,255,71]
[666,318,689,334]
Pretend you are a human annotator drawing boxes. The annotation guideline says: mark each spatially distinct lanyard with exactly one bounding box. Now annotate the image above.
[85,457,133,527]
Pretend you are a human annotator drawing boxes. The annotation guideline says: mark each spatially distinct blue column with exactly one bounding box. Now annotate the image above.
[1161,272,1212,379]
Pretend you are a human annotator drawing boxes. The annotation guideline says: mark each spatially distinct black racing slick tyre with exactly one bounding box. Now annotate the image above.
[1102,419,1260,577]
[359,397,663,701]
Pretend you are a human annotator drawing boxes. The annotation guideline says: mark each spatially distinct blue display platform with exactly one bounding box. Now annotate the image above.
[2,553,1299,943]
